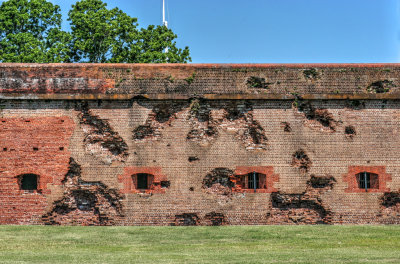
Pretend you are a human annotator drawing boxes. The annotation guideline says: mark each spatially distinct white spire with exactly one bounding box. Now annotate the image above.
[163,0,168,54]
[163,0,168,28]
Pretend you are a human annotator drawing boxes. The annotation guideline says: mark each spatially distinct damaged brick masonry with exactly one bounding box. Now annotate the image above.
[1,63,400,225]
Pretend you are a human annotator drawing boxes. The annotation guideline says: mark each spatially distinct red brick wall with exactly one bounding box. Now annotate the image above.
[0,64,400,225]
[0,117,75,224]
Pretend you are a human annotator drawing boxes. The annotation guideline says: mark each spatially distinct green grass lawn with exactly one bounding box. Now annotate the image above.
[0,226,399,264]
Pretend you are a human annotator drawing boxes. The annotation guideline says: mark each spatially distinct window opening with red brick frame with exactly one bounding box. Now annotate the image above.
[343,166,391,193]
[133,173,154,190]
[357,172,379,191]
[18,174,38,191]
[233,166,279,193]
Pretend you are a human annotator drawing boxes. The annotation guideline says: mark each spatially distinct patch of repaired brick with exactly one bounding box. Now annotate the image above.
[204,212,226,226]
[118,167,169,194]
[171,213,199,226]
[291,149,312,173]
[0,116,74,224]
[78,103,128,164]
[42,158,124,225]
[343,166,391,193]
[267,175,335,225]
[133,102,187,141]
[296,101,337,132]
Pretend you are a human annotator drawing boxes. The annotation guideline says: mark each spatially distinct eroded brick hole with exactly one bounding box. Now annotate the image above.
[282,122,292,132]
[303,68,319,80]
[172,213,199,226]
[246,76,269,89]
[267,174,334,224]
[205,212,226,226]
[291,150,312,173]
[133,125,154,140]
[269,192,331,224]
[187,100,267,150]
[78,103,128,163]
[42,158,124,225]
[297,101,337,131]
[345,126,356,138]
[160,181,171,188]
[133,102,187,141]
[346,100,365,110]
[378,191,400,224]
[367,80,395,93]
[202,168,235,196]
[188,156,199,162]
[307,175,336,189]
[381,192,400,208]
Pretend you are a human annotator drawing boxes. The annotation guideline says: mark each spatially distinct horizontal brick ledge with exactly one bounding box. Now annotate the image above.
[2,93,400,100]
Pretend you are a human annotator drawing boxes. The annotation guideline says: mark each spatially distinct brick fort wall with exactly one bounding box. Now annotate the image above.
[0,63,400,225]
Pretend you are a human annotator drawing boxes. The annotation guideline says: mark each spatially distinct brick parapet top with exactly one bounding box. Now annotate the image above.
[1,63,400,99]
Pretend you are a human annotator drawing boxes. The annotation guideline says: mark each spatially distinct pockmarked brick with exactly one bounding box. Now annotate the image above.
[0,63,399,225]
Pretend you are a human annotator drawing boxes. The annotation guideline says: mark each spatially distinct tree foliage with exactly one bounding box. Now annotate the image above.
[0,0,71,62]
[0,0,191,63]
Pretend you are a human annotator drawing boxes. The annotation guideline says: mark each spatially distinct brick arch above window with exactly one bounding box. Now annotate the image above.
[232,166,279,193]
[343,166,392,193]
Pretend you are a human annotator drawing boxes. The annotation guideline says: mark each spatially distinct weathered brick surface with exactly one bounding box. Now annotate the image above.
[0,63,399,95]
[0,64,400,225]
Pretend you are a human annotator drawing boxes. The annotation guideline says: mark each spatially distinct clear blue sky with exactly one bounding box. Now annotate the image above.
[9,0,400,63]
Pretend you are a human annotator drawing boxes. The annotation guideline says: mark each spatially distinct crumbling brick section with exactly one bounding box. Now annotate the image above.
[343,166,391,193]
[379,191,400,224]
[267,175,336,224]
[187,100,267,150]
[0,116,75,224]
[78,103,128,163]
[291,149,312,173]
[202,168,235,196]
[133,102,187,141]
[118,167,169,194]
[296,101,337,132]
[204,212,227,226]
[232,166,279,193]
[42,158,124,225]
[171,213,199,226]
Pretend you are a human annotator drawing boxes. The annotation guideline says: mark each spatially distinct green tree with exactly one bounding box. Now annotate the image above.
[0,0,71,62]
[0,0,191,63]
[68,0,190,63]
